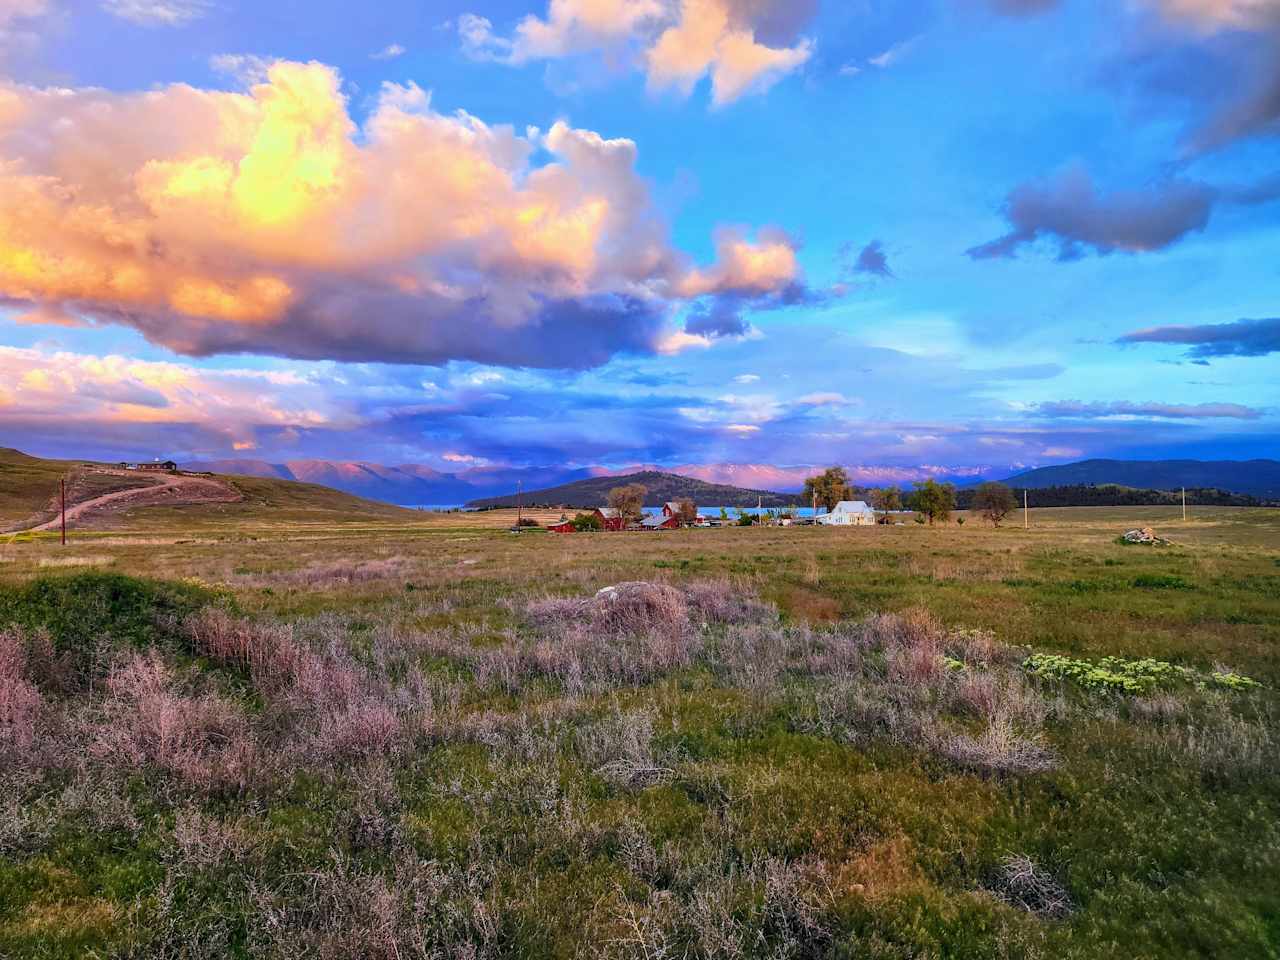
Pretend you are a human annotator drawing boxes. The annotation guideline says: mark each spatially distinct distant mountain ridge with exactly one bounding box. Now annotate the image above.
[185,459,594,506]
[184,457,1280,507]
[1004,459,1280,498]
[466,471,799,509]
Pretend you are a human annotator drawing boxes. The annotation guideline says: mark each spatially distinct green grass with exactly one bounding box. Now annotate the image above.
[0,571,214,654]
[0,509,1278,957]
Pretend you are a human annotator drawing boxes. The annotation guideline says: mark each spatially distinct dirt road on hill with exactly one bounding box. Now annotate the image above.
[24,473,241,532]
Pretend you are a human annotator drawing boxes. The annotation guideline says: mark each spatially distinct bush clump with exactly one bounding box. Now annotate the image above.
[0,572,214,656]
[1023,652,1260,695]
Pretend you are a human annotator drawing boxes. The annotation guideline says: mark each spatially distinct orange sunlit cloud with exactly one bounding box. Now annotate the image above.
[0,60,801,368]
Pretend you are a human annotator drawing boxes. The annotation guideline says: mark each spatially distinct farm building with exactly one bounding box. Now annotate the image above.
[817,501,877,526]
[548,517,575,534]
[659,501,708,526]
[594,507,625,531]
[641,513,681,531]
[119,460,178,472]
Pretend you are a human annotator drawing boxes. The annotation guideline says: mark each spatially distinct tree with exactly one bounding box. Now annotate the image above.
[607,483,647,525]
[913,478,955,526]
[571,511,603,532]
[674,498,698,526]
[972,482,1016,527]
[804,467,853,512]
[871,485,901,518]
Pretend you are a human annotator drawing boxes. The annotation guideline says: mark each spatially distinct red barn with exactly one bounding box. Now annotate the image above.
[594,507,625,531]
[548,518,575,533]
[640,513,681,530]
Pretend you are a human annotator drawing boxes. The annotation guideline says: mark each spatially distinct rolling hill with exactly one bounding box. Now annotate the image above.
[1005,459,1280,498]
[465,470,800,509]
[0,449,419,531]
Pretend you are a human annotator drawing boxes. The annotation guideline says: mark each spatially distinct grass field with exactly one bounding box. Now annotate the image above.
[1,505,1277,958]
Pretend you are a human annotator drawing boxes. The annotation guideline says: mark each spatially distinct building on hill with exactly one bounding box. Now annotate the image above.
[120,460,178,472]
[594,507,625,531]
[817,501,876,526]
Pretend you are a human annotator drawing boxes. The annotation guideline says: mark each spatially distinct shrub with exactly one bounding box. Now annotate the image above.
[94,650,261,795]
[0,572,212,657]
[937,712,1057,776]
[987,854,1073,919]
[571,512,604,532]
[578,709,673,790]
[1023,652,1259,694]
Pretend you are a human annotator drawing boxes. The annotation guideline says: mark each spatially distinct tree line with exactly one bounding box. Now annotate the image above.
[574,471,1267,532]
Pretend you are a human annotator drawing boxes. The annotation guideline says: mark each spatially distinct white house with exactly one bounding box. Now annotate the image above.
[817,501,877,526]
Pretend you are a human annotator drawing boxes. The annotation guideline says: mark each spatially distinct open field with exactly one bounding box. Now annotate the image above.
[1,506,1278,958]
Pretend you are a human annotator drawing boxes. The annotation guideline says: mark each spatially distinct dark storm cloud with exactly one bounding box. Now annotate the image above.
[125,287,670,371]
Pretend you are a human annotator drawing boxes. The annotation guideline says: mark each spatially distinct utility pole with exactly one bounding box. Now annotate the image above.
[1182,486,1187,522]
[60,478,67,546]
[1023,489,1029,530]
[516,480,523,527]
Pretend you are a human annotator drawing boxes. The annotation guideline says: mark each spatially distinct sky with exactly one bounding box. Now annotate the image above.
[0,0,1276,486]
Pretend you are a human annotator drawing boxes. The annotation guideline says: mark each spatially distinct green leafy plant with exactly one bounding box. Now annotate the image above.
[1023,652,1260,695]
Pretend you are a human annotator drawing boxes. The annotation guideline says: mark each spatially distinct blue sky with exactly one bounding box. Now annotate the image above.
[0,0,1276,485]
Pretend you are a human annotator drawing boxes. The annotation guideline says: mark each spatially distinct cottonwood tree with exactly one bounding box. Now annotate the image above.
[972,482,1016,527]
[607,484,647,525]
[804,467,853,512]
[871,485,902,518]
[675,498,698,526]
[913,478,956,526]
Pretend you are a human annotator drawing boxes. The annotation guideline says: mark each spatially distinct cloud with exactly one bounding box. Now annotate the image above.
[0,61,799,369]
[0,0,48,25]
[985,0,1059,15]
[796,391,850,406]
[0,345,356,453]
[1034,400,1262,420]
[967,166,1216,259]
[372,43,406,60]
[989,0,1280,151]
[460,0,815,105]
[1118,316,1280,358]
[868,36,918,69]
[845,239,894,278]
[677,226,800,296]
[101,0,209,25]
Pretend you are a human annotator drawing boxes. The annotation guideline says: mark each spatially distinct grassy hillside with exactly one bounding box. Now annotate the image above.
[468,469,799,509]
[0,448,78,528]
[95,472,421,530]
[0,450,421,532]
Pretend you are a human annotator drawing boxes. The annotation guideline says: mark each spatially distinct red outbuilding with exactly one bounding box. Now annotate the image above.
[593,507,626,531]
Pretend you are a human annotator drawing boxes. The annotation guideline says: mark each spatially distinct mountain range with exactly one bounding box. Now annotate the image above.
[184,459,980,505]
[1005,459,1280,499]
[184,457,1280,507]
[465,471,800,509]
